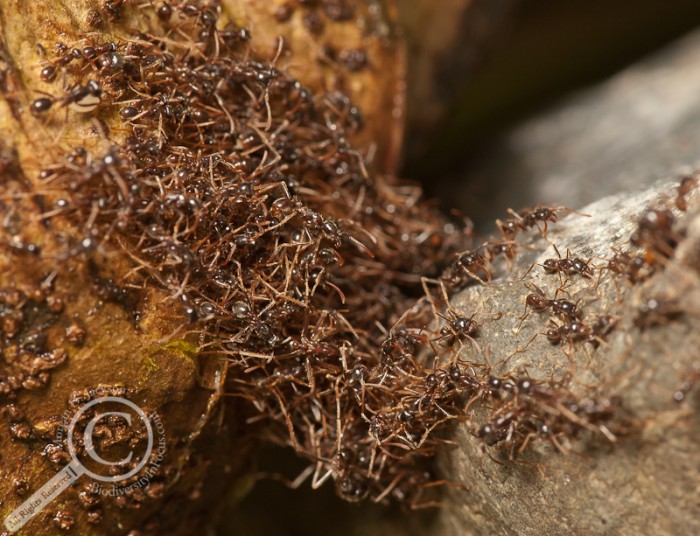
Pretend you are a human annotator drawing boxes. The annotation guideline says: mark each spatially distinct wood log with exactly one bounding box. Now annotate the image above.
[0,1,405,533]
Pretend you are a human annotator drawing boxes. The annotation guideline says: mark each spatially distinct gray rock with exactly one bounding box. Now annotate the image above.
[456,30,700,224]
[435,180,700,535]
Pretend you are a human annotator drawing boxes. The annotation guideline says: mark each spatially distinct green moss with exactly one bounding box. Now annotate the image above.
[157,340,198,364]
[139,340,197,383]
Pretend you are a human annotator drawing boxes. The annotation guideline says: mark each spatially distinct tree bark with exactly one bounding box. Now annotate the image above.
[0,1,405,534]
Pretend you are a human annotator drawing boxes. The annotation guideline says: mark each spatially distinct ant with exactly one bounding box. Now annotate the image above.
[298,209,374,258]
[497,205,586,240]
[104,0,126,20]
[380,326,427,363]
[516,284,581,333]
[372,469,463,509]
[30,80,102,116]
[545,315,613,349]
[495,216,521,241]
[434,311,478,349]
[40,42,119,82]
[634,298,684,331]
[520,245,595,285]
[441,248,491,288]
[481,240,518,273]
[605,248,653,285]
[304,340,341,361]
[545,320,591,346]
[517,205,587,235]
[589,315,616,347]
[541,245,594,280]
[676,176,698,211]
[529,294,581,320]
[421,279,480,351]
[630,208,680,259]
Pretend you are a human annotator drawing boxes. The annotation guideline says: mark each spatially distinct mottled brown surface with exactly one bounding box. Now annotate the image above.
[234,0,406,174]
[0,1,408,534]
[0,152,242,534]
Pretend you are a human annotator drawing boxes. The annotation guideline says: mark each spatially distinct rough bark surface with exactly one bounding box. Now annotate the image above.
[428,33,700,535]
[0,1,406,534]
[430,26,700,536]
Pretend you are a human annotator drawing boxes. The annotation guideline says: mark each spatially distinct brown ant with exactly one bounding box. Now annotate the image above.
[30,80,103,116]
[590,315,616,347]
[530,294,581,321]
[41,41,118,80]
[495,216,521,241]
[421,279,481,351]
[40,65,57,82]
[634,298,684,330]
[545,320,592,346]
[30,97,54,116]
[483,239,518,272]
[516,283,581,333]
[434,311,478,349]
[441,248,491,288]
[541,245,594,280]
[676,176,698,211]
[545,314,613,350]
[497,205,587,240]
[104,0,126,20]
[630,208,680,260]
[380,326,427,364]
[605,248,653,285]
[517,205,587,235]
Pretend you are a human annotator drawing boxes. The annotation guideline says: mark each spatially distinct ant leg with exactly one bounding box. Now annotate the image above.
[519,260,539,282]
[257,464,314,489]
[464,266,489,285]
[517,432,536,454]
[409,480,467,510]
[514,305,531,334]
[556,338,578,374]
[421,276,444,318]
[496,333,537,368]
[310,466,334,489]
[549,434,570,454]
[372,473,403,504]
[598,424,617,443]
[462,334,482,355]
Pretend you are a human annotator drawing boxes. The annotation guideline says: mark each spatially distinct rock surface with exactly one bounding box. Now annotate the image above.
[452,29,700,225]
[434,179,700,535]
